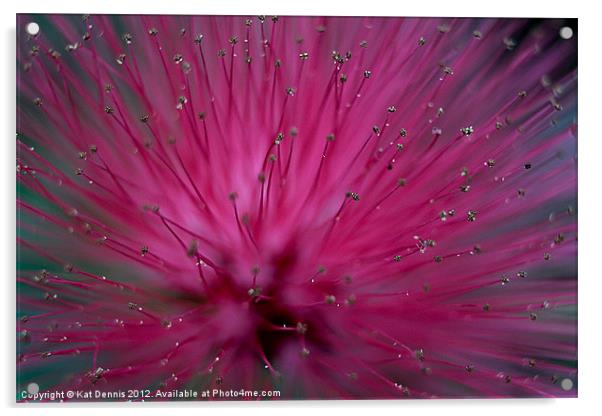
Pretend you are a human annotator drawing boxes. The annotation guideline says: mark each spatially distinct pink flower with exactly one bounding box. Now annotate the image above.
[17,15,577,400]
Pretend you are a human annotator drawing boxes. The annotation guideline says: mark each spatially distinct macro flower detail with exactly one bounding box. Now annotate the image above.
[17,15,577,400]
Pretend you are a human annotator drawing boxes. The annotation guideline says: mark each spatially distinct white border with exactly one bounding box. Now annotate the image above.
[4,0,583,17]
[2,1,600,415]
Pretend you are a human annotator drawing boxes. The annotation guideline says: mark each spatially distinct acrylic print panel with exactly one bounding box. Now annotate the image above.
[16,14,577,401]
